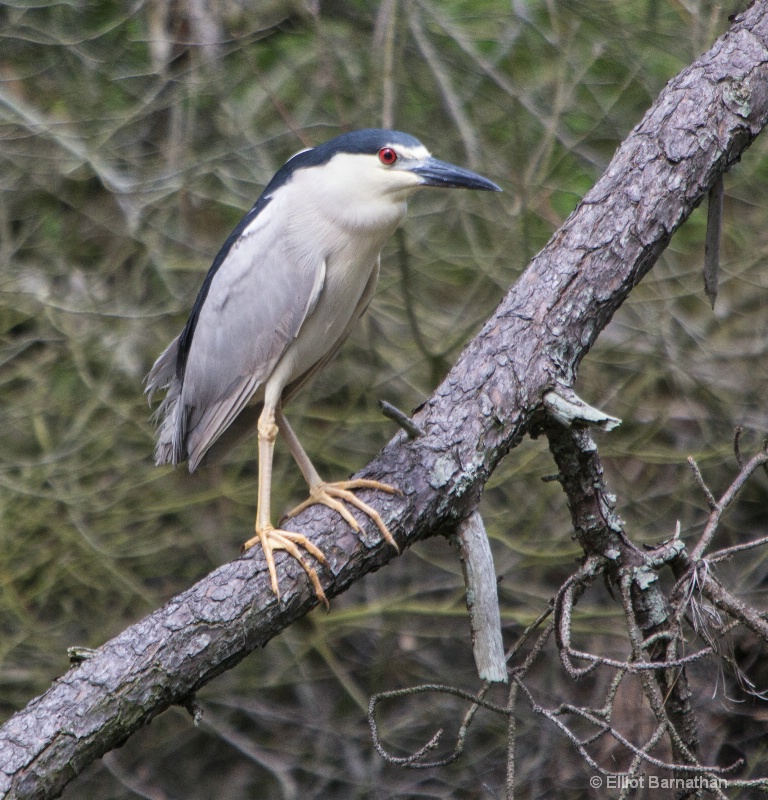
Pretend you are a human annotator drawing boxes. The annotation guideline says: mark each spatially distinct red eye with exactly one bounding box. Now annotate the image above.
[378,147,398,165]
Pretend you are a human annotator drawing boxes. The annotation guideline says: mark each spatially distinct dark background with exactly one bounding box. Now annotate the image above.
[2,1,767,797]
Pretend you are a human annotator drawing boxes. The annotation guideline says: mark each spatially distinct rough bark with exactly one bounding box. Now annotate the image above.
[542,419,702,797]
[3,3,768,798]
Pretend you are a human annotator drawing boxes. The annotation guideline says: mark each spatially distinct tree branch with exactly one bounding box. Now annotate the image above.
[4,3,768,798]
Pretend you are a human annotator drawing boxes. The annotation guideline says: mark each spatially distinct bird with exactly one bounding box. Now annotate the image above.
[146,128,500,607]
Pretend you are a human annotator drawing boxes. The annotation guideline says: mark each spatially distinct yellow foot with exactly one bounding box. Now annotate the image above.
[242,526,330,610]
[282,479,401,553]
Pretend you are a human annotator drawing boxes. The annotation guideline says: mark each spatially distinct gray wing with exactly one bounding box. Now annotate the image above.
[147,199,325,471]
[196,259,382,467]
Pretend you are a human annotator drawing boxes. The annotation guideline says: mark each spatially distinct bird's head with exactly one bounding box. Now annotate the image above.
[271,129,501,233]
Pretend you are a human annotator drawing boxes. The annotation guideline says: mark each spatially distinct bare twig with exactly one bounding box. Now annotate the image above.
[378,400,425,439]
[689,448,768,561]
[505,679,519,800]
[454,512,507,683]
[7,6,768,796]
[687,456,718,511]
[376,0,398,129]
[406,2,480,167]
[368,683,513,769]
[733,425,745,468]
[708,534,768,563]
[704,174,724,308]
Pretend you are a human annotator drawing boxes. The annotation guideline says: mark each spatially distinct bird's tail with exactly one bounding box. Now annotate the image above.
[145,335,188,466]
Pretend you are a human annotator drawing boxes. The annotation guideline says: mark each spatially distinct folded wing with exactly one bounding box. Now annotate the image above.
[147,198,326,471]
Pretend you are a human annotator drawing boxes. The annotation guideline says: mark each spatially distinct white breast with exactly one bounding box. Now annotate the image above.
[264,165,408,395]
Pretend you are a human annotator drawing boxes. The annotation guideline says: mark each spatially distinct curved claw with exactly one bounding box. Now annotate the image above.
[282,479,400,553]
[242,526,330,610]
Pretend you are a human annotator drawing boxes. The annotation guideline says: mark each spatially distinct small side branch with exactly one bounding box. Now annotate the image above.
[454,511,507,683]
[542,389,622,432]
[542,418,704,788]
[704,174,724,308]
[688,446,768,561]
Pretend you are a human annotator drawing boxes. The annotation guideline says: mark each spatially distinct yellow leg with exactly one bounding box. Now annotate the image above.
[241,404,329,609]
[276,408,400,552]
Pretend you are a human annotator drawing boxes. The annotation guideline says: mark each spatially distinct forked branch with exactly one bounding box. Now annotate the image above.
[4,4,768,798]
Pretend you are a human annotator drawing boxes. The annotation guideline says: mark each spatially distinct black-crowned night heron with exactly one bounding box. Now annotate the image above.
[147,129,500,606]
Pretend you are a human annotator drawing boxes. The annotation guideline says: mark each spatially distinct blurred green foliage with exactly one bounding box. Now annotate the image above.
[2,1,768,797]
